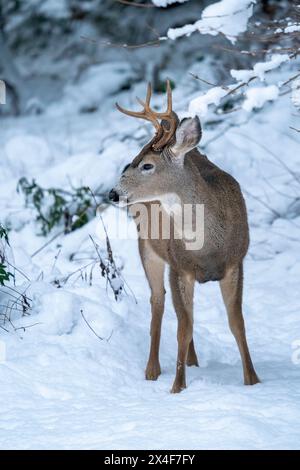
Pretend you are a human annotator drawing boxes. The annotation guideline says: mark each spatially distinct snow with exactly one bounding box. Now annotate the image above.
[189,86,228,116]
[4,135,52,178]
[1,58,300,450]
[231,54,290,82]
[242,85,279,112]
[292,78,300,108]
[284,24,300,33]
[47,63,136,116]
[0,80,5,104]
[274,24,300,34]
[168,0,255,43]
[187,54,290,118]
[38,0,69,19]
[152,0,189,6]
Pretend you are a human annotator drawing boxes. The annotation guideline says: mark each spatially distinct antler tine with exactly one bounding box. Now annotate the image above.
[116,81,157,119]
[138,80,172,117]
[115,82,153,118]
[147,79,173,119]
[136,82,152,110]
[145,82,152,107]
[151,79,178,150]
[116,80,178,150]
[166,79,172,114]
[115,102,145,119]
[116,103,161,132]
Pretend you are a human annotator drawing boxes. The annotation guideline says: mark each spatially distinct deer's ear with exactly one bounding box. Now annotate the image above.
[171,116,202,160]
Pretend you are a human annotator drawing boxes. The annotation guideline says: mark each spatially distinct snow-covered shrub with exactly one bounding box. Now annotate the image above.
[154,0,300,119]
[0,223,32,332]
[0,224,13,286]
[17,178,107,236]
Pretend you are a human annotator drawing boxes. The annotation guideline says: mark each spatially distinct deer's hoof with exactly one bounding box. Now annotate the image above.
[145,362,161,381]
[170,382,186,394]
[244,371,260,386]
[186,356,199,367]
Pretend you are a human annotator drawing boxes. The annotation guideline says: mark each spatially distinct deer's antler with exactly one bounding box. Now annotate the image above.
[116,80,178,151]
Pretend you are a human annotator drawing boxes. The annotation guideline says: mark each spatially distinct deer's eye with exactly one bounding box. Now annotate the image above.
[141,163,154,171]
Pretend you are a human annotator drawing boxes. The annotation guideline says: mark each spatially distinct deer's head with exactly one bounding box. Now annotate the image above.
[109,81,202,205]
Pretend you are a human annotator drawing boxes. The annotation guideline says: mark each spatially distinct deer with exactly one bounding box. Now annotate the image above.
[109,81,260,393]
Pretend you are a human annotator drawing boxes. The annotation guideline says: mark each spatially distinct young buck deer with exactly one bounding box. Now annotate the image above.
[109,81,259,393]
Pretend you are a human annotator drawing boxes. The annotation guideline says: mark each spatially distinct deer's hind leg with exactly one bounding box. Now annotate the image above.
[169,269,195,393]
[187,338,199,367]
[139,240,165,381]
[219,264,260,385]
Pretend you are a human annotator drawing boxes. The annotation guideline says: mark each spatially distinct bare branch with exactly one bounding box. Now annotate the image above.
[80,309,113,342]
[80,35,161,50]
[31,230,64,258]
[189,72,229,90]
[114,0,154,7]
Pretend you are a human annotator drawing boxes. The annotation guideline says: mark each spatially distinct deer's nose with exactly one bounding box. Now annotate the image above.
[109,189,120,203]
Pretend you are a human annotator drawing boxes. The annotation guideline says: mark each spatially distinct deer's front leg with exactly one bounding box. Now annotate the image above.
[139,240,165,381]
[146,287,165,380]
[169,269,195,393]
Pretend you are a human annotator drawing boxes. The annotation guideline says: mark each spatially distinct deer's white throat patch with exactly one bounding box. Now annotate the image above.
[159,193,182,215]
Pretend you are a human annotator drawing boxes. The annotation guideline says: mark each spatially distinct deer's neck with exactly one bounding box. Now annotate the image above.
[168,164,206,206]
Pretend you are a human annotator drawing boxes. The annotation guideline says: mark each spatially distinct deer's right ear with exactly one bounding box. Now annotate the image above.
[171,116,202,161]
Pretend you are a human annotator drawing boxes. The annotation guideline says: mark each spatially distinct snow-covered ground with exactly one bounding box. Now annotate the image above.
[0,63,300,449]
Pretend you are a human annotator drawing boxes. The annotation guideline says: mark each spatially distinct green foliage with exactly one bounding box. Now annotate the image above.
[156,79,176,94]
[0,223,13,286]
[0,223,9,245]
[0,263,13,286]
[0,222,31,327]
[17,177,104,236]
[219,98,235,113]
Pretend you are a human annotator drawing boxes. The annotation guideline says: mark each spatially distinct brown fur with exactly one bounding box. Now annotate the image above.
[111,115,259,393]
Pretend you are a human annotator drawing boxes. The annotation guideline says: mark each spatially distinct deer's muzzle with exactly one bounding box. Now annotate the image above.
[109,189,120,203]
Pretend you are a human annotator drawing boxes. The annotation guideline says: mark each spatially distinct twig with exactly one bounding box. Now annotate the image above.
[80,35,161,50]
[0,304,23,312]
[31,230,64,258]
[51,249,61,273]
[203,115,252,149]
[80,309,113,341]
[98,216,137,303]
[14,322,41,332]
[58,261,96,285]
[114,0,154,7]
[234,132,300,186]
[225,76,257,98]
[0,287,30,303]
[4,286,31,320]
[2,285,32,302]
[5,260,31,282]
[189,72,229,90]
[281,71,300,87]
[261,175,299,200]
[243,189,281,218]
[0,324,9,333]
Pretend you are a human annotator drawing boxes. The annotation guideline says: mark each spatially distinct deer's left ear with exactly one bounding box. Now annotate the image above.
[171,116,202,162]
